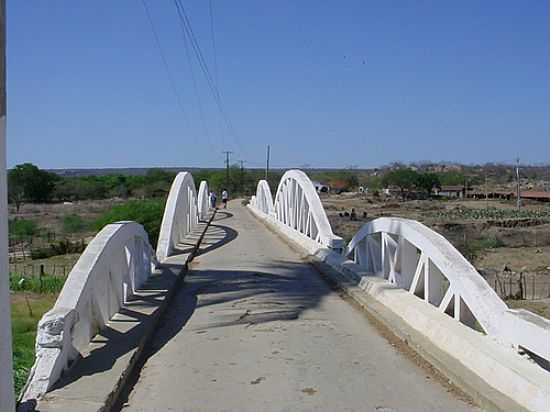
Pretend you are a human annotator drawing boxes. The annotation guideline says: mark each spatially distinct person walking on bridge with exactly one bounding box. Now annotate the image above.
[209,191,217,209]
[221,189,229,209]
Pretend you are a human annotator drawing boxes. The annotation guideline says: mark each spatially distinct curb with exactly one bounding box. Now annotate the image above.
[106,210,217,412]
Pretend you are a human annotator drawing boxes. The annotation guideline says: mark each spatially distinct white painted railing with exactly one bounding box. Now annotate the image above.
[345,218,550,365]
[197,180,210,222]
[156,172,200,262]
[345,217,507,333]
[251,180,274,216]
[273,170,344,250]
[21,222,155,401]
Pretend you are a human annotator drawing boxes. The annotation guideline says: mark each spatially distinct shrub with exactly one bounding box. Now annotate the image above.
[30,239,86,259]
[9,273,65,294]
[62,214,87,233]
[9,219,38,239]
[95,199,165,245]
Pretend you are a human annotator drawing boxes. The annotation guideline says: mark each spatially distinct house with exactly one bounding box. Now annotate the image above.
[434,185,468,199]
[520,191,550,202]
[468,191,513,200]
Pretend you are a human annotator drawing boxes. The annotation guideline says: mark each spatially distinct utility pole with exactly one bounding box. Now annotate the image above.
[485,170,489,209]
[265,144,270,180]
[516,157,521,211]
[222,150,232,188]
[0,0,15,409]
[239,160,245,193]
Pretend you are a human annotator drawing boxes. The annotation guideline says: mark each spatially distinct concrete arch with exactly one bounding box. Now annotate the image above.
[251,179,274,216]
[156,172,199,262]
[22,222,154,401]
[273,170,343,250]
[345,217,507,334]
[197,180,210,221]
[345,217,550,364]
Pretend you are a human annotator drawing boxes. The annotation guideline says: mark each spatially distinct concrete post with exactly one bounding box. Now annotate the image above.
[0,1,15,410]
[0,0,15,412]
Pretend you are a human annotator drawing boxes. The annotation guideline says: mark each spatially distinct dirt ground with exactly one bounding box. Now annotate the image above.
[322,193,550,263]
[9,199,124,277]
[10,198,125,236]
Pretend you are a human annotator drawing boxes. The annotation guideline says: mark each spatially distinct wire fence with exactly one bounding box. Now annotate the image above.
[481,269,550,300]
[9,262,72,278]
[8,234,87,263]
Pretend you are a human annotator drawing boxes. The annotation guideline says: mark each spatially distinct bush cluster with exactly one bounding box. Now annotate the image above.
[94,199,165,245]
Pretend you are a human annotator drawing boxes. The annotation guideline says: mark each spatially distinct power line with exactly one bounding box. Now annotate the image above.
[172,0,245,156]
[176,5,216,152]
[139,0,187,122]
[208,0,219,89]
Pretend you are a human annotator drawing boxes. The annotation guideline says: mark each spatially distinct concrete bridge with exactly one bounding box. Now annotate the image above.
[5,169,550,412]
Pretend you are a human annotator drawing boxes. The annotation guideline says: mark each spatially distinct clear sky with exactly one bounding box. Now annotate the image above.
[7,1,550,169]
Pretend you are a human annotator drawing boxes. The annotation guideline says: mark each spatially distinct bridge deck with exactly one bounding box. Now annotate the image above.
[122,203,477,412]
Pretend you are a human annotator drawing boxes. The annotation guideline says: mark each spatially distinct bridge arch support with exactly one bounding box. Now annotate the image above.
[251,179,274,216]
[345,217,507,334]
[273,170,343,250]
[22,222,155,400]
[156,172,199,262]
[197,180,210,221]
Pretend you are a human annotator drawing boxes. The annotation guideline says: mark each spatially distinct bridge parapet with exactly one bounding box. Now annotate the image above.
[269,170,344,251]
[20,221,155,402]
[251,179,274,217]
[156,172,201,262]
[197,180,210,222]
[345,216,550,363]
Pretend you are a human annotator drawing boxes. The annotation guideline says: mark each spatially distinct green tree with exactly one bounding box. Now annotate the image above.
[95,200,165,245]
[8,163,57,209]
[416,172,441,195]
[438,171,465,186]
[382,168,419,199]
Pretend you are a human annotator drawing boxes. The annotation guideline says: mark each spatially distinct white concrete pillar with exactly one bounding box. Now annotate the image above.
[0,0,15,409]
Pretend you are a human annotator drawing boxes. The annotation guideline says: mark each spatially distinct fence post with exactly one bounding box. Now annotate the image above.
[39,264,44,293]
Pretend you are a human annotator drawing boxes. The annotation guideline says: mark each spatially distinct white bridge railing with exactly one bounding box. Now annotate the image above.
[250,171,344,251]
[22,172,209,402]
[249,169,550,369]
[156,172,207,262]
[21,222,155,401]
[249,179,274,216]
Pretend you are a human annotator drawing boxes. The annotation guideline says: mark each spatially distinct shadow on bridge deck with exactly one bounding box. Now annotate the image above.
[148,262,332,351]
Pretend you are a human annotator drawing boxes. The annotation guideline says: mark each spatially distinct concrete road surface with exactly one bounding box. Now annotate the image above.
[122,202,478,412]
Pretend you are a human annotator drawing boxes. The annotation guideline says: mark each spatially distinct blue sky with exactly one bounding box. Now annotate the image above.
[7,1,550,169]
